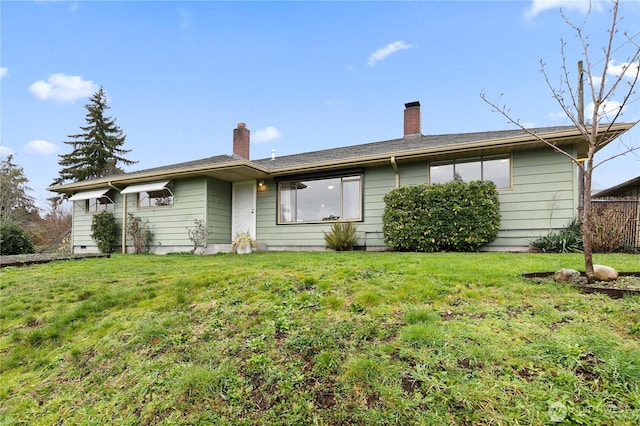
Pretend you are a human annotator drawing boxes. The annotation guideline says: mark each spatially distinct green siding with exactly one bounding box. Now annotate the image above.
[206,177,232,244]
[256,147,578,251]
[496,148,578,248]
[72,177,233,253]
[71,195,124,253]
[256,166,409,248]
[71,146,579,253]
[124,178,206,248]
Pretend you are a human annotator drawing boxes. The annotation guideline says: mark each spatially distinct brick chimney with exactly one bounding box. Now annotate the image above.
[403,101,421,138]
[233,122,250,159]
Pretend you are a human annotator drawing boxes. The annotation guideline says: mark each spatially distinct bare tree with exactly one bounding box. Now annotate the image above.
[481,0,639,280]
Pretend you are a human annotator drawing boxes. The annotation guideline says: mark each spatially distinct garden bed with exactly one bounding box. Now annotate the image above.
[523,271,640,299]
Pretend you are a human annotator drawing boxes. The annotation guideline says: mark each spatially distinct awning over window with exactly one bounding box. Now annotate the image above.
[121,180,171,195]
[68,188,111,201]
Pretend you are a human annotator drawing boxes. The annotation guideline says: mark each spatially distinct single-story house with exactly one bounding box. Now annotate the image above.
[595,175,640,198]
[47,102,635,254]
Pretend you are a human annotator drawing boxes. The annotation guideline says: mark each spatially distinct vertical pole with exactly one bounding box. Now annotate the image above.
[578,61,584,125]
[577,61,585,209]
[122,194,127,253]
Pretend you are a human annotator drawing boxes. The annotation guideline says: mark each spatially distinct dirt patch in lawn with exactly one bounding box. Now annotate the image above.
[523,271,640,298]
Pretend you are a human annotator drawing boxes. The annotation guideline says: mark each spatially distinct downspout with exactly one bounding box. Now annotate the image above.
[391,156,400,188]
[108,181,126,254]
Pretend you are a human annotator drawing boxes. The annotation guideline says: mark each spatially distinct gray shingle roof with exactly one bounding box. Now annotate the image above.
[113,125,579,175]
[49,122,634,192]
[252,125,577,169]
[104,154,243,178]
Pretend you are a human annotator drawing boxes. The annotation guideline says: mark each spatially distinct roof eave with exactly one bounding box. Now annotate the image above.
[269,122,635,175]
[47,160,270,194]
[48,122,635,194]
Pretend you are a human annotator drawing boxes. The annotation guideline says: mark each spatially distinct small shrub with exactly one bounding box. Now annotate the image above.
[0,223,35,255]
[323,221,360,251]
[90,211,118,253]
[530,218,583,253]
[187,219,207,254]
[383,181,500,252]
[231,231,257,253]
[591,204,631,253]
[127,213,153,254]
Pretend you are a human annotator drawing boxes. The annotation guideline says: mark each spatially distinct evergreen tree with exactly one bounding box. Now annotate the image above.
[52,87,137,186]
[0,154,37,225]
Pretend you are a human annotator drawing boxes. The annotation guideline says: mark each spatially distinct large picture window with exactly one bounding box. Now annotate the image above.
[278,175,362,224]
[429,155,511,189]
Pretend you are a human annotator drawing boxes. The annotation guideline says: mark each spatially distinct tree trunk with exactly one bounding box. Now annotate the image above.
[582,150,595,282]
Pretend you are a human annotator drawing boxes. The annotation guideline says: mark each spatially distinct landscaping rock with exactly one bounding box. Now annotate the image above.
[554,268,580,283]
[592,264,618,282]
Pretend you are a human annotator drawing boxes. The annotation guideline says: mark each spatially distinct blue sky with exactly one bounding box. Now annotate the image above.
[1,0,639,208]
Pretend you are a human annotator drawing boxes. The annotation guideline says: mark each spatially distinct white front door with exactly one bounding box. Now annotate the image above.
[232,180,257,240]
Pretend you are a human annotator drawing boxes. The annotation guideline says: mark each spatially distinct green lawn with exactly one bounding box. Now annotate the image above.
[1,252,639,425]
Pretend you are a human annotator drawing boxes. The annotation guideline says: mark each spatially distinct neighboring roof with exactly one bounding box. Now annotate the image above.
[595,175,640,197]
[48,122,636,194]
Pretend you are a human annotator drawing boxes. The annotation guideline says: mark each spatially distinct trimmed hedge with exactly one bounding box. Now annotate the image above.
[383,181,500,252]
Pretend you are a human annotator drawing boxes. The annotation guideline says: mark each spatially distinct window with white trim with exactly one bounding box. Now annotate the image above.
[429,155,511,189]
[278,175,362,224]
[138,189,174,208]
[87,193,115,212]
[121,181,174,208]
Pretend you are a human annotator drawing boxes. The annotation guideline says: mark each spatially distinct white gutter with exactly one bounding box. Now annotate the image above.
[108,181,126,254]
[391,156,399,188]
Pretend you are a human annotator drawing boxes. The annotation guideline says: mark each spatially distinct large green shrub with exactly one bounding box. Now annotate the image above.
[90,211,118,253]
[383,181,501,252]
[0,223,35,255]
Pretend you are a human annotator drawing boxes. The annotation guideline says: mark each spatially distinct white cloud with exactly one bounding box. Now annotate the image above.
[0,67,8,78]
[590,74,604,88]
[585,99,627,121]
[585,61,638,92]
[29,73,96,102]
[525,0,602,19]
[0,146,15,157]
[252,126,282,143]
[24,139,59,155]
[607,60,640,80]
[368,41,413,66]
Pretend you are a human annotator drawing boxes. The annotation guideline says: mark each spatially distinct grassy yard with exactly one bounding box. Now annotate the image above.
[1,252,639,425]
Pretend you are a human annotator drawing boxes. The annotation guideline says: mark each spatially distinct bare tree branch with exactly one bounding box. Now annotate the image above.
[481,0,639,280]
[479,91,585,173]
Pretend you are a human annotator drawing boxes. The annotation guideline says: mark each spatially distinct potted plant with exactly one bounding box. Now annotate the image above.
[231,231,257,254]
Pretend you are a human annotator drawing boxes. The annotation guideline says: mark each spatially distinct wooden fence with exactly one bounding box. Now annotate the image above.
[591,197,640,249]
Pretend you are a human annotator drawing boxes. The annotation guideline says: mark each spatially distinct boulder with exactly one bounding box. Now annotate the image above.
[592,264,618,282]
[554,268,580,283]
